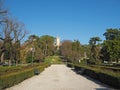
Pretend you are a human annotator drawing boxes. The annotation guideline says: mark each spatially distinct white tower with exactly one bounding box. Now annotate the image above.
[56,36,60,50]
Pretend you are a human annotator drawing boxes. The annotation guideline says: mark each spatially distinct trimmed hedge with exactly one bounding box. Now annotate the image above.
[98,72,120,88]
[89,65,120,72]
[70,63,120,89]
[0,63,49,89]
[67,63,73,68]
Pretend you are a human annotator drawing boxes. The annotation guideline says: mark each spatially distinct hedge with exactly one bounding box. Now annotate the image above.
[66,63,74,68]
[0,63,50,89]
[89,65,120,72]
[69,63,120,89]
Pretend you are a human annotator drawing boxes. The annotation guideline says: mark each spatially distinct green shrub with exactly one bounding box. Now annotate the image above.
[66,63,74,68]
[98,72,120,88]
[73,64,120,89]
[0,63,50,89]
[84,69,99,79]
[0,68,33,89]
[26,56,32,63]
[89,65,120,72]
[74,65,82,71]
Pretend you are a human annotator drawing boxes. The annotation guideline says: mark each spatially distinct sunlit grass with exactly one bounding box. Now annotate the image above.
[45,56,63,64]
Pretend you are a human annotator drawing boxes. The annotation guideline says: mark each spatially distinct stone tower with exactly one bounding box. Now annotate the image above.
[56,36,60,50]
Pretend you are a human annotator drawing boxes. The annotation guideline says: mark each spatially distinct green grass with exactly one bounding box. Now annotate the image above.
[45,56,63,64]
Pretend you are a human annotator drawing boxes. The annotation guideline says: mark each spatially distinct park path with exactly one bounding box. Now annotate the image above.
[6,64,114,90]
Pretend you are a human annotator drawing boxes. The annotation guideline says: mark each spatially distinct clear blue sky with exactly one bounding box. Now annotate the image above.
[4,0,120,44]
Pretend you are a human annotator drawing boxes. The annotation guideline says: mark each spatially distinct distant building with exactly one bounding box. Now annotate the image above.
[55,36,60,50]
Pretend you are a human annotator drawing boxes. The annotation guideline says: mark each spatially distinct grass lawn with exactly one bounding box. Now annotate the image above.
[45,56,63,64]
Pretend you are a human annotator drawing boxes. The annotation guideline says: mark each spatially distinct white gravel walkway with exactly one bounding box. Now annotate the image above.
[6,64,114,90]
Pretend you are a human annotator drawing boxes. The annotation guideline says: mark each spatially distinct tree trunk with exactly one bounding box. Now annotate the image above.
[16,60,18,66]
[0,52,4,63]
[9,49,13,66]
[45,44,47,56]
[9,59,12,66]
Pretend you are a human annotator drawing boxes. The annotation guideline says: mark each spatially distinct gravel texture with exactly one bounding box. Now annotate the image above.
[6,64,114,90]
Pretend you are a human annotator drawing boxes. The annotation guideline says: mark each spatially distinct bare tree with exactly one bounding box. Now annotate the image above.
[0,17,28,65]
[0,0,8,23]
[12,19,28,65]
[0,0,8,64]
[0,18,13,65]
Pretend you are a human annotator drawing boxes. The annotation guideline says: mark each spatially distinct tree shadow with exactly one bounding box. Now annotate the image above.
[95,87,114,90]
[71,68,114,90]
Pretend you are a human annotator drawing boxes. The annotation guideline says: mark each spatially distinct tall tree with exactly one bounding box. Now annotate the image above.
[39,35,55,57]
[0,18,14,65]
[0,0,7,23]
[101,28,120,63]
[0,17,27,65]
[89,37,101,64]
[12,19,27,65]
[71,40,81,63]
[103,28,120,40]
[60,40,73,62]
[0,0,8,64]
[28,35,44,63]
[60,40,83,63]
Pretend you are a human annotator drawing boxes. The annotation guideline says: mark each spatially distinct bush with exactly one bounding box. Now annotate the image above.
[0,63,50,89]
[84,69,99,79]
[66,63,74,68]
[98,72,120,88]
[26,56,33,63]
[74,65,81,71]
[89,65,120,72]
[73,64,120,89]
[0,68,34,89]
[86,58,96,65]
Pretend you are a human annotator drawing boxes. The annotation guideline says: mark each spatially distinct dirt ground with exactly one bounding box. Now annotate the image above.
[6,64,114,90]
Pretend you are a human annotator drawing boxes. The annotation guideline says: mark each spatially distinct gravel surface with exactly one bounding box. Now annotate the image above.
[6,64,114,90]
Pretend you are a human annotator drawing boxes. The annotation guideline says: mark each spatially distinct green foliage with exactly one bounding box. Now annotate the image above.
[26,55,32,63]
[45,56,63,64]
[0,63,49,76]
[87,57,96,65]
[68,63,120,89]
[0,69,34,89]
[103,28,120,40]
[89,37,101,64]
[60,40,85,63]
[0,66,22,76]
[66,63,74,68]
[78,58,87,65]
[89,37,101,45]
[0,63,50,89]
[89,65,120,72]
[34,48,44,62]
[72,40,81,51]
[101,28,120,63]
[60,40,72,60]
[39,35,55,56]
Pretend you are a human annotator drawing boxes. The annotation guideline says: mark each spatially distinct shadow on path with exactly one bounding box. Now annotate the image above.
[71,68,114,90]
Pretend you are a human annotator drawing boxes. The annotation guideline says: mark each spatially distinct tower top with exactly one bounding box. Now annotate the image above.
[56,36,60,50]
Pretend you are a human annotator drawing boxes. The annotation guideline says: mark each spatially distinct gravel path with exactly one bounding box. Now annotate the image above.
[6,64,114,90]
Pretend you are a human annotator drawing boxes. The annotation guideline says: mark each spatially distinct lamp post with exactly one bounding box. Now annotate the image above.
[30,47,35,66]
[30,38,36,66]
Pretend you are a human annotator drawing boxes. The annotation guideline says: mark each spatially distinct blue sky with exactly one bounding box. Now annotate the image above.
[4,0,120,44]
